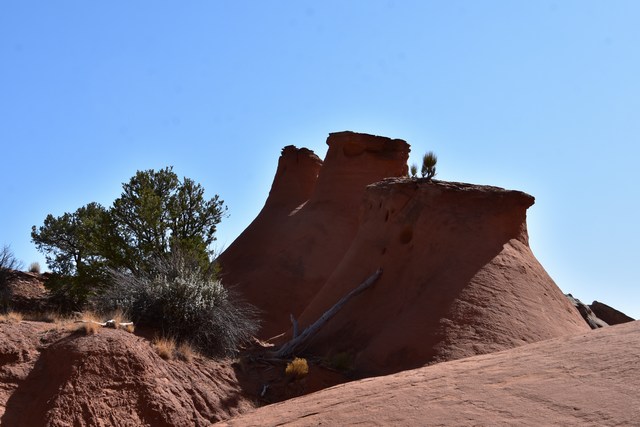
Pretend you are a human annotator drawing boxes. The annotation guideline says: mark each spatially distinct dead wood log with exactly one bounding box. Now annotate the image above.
[276,268,382,358]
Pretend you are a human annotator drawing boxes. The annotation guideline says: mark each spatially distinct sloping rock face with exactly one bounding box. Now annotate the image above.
[590,300,635,325]
[0,322,253,426]
[218,132,410,338]
[296,179,589,375]
[218,321,640,427]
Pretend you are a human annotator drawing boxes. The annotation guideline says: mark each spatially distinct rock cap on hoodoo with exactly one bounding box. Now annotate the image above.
[265,145,322,210]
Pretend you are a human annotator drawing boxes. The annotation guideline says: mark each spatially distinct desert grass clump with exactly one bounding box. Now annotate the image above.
[28,262,41,274]
[22,311,64,323]
[176,341,197,362]
[0,311,23,323]
[153,336,177,360]
[96,250,260,357]
[121,323,135,333]
[285,357,309,380]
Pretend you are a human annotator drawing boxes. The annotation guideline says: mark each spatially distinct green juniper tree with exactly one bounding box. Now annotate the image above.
[31,167,227,308]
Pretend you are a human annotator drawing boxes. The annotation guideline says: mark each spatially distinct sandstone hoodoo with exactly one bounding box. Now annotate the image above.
[296,178,589,375]
[217,131,410,338]
[220,131,589,374]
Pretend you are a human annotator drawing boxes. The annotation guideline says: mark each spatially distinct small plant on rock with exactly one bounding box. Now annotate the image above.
[285,357,309,380]
[409,164,418,178]
[421,151,437,180]
[153,336,176,360]
[28,262,41,274]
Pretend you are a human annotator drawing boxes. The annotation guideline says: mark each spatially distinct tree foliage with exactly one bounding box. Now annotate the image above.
[31,167,227,308]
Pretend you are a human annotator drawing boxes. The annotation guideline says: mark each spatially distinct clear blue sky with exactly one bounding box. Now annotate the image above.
[1,1,638,318]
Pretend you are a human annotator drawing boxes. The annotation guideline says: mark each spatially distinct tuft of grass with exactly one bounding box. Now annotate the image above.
[23,311,64,323]
[285,357,309,380]
[121,323,135,334]
[77,321,100,335]
[176,341,197,362]
[153,336,176,360]
[0,311,23,323]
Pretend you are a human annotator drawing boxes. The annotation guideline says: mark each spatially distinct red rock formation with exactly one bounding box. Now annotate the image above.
[218,321,640,427]
[296,179,589,375]
[217,132,410,338]
[590,300,635,325]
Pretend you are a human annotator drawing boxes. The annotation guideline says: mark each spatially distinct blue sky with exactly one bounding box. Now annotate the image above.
[1,1,638,318]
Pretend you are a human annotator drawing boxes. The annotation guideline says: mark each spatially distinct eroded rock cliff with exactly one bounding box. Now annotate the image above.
[218,132,410,338]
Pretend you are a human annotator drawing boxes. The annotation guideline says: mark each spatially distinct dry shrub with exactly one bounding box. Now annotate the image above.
[285,357,309,380]
[153,336,176,360]
[121,323,135,333]
[28,262,41,274]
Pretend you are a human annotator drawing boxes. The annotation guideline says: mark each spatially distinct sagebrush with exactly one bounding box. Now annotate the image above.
[96,251,260,357]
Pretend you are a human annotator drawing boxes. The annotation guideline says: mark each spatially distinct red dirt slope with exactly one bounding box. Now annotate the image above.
[0,321,253,426]
[218,132,409,338]
[297,179,589,375]
[218,321,640,426]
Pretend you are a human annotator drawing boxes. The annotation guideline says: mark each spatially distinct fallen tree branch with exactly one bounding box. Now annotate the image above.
[276,268,383,358]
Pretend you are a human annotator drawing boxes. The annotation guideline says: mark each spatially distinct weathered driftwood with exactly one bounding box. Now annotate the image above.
[75,319,134,329]
[276,268,383,358]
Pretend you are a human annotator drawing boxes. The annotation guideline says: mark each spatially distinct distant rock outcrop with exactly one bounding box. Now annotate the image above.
[566,293,609,329]
[590,300,635,325]
[217,132,410,338]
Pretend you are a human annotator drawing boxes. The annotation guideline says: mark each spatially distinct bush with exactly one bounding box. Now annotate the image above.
[285,357,309,379]
[409,164,418,178]
[421,151,437,180]
[28,262,41,274]
[96,250,260,357]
